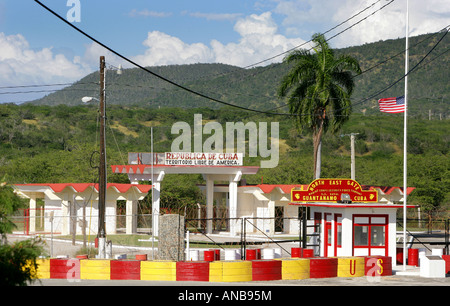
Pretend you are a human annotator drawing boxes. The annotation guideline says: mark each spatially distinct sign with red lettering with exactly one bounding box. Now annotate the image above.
[165,152,243,166]
[291,179,378,203]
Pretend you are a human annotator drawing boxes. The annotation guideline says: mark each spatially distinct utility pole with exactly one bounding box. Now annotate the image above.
[341,133,359,180]
[82,57,121,258]
[98,55,107,258]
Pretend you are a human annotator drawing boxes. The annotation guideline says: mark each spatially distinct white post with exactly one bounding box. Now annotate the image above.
[229,180,237,236]
[350,134,356,180]
[185,230,190,261]
[29,197,37,234]
[126,199,137,234]
[403,0,409,271]
[152,171,164,237]
[206,176,214,234]
[229,171,241,236]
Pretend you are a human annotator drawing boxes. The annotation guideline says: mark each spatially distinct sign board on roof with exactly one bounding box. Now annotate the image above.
[291,179,378,203]
[128,152,243,166]
[165,152,243,166]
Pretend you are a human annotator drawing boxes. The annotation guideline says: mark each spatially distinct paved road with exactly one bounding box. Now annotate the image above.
[32,273,449,286]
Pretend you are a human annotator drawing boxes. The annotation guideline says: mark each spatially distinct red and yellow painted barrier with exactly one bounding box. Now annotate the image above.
[251,260,282,281]
[80,259,110,280]
[35,259,50,279]
[309,257,338,279]
[34,254,398,282]
[110,260,141,280]
[365,256,392,276]
[279,258,310,280]
[50,258,80,280]
[209,260,252,282]
[176,261,210,281]
[336,257,365,277]
[442,255,450,274]
[141,260,176,281]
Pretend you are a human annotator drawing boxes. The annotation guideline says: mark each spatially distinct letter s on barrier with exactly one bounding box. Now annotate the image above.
[366,258,382,283]
[376,259,384,275]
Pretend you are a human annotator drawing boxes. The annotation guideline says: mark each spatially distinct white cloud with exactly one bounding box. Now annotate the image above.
[0,32,91,86]
[187,12,243,22]
[211,12,305,66]
[274,0,340,27]
[331,0,450,47]
[273,0,450,48]
[83,41,132,69]
[128,9,172,18]
[132,31,214,66]
[132,12,305,67]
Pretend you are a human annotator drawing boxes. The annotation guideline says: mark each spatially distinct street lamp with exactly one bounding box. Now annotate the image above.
[81,96,98,103]
[81,56,122,259]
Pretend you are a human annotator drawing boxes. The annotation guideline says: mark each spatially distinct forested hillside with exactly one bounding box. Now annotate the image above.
[3,31,448,218]
[0,103,448,218]
[30,31,449,119]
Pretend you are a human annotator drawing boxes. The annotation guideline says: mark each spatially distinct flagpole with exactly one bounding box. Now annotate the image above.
[403,0,409,271]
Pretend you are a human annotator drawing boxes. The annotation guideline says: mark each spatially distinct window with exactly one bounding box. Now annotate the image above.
[354,225,368,246]
[335,214,342,248]
[337,224,342,246]
[371,226,385,246]
[353,215,388,256]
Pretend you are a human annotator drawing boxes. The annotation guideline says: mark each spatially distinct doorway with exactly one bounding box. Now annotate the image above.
[275,206,284,232]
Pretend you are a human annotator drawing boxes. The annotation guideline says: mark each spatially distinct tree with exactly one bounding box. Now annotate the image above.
[0,182,43,286]
[278,33,361,178]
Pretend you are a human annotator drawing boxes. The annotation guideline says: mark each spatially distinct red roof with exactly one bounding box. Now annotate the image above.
[244,184,415,196]
[289,202,417,209]
[362,185,415,195]
[254,184,307,194]
[111,165,148,174]
[15,183,152,194]
[111,164,259,174]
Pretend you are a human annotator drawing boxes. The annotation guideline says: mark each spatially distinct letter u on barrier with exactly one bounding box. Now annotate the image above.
[349,259,356,276]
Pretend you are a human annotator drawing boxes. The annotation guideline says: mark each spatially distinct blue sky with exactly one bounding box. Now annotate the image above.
[0,0,449,103]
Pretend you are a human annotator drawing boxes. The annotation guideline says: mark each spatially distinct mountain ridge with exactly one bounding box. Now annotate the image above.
[29,31,449,118]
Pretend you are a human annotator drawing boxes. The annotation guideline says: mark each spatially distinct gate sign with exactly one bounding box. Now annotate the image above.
[291,179,378,203]
[165,152,243,166]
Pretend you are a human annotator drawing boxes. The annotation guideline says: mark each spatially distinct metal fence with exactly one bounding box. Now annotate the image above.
[184,216,318,259]
[397,218,449,254]
[8,210,449,258]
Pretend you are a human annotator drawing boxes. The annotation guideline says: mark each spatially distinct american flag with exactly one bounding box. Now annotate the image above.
[378,96,406,113]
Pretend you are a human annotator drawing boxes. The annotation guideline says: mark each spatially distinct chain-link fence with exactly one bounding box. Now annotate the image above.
[396,218,449,255]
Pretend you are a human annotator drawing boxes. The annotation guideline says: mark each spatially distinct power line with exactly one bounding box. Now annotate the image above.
[260,26,450,113]
[338,27,449,112]
[33,0,393,116]
[0,82,96,90]
[32,0,449,119]
[243,0,393,69]
[190,0,393,83]
[34,0,289,116]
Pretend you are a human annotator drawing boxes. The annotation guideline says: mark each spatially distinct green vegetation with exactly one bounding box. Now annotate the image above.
[0,183,44,286]
[0,103,448,220]
[30,32,449,120]
[278,33,362,178]
[1,32,448,221]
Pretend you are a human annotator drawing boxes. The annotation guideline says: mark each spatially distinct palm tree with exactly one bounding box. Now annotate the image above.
[278,33,361,179]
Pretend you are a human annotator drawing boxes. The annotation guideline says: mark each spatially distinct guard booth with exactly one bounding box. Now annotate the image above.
[290,179,416,266]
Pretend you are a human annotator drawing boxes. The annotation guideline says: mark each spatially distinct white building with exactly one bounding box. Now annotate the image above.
[13,183,151,236]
